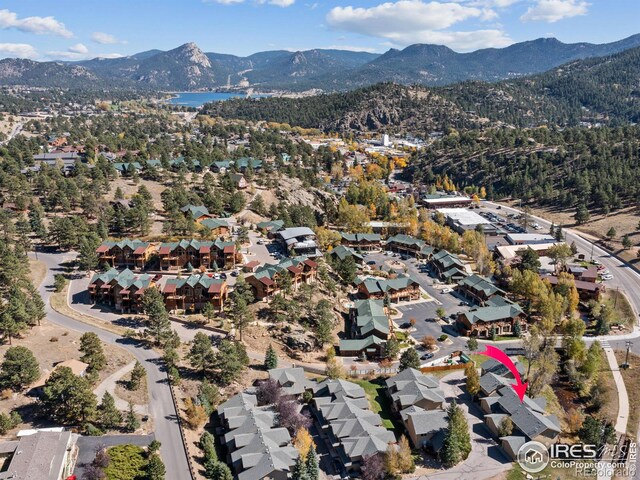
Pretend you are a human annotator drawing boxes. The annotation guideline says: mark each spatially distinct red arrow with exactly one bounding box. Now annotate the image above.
[478,345,528,402]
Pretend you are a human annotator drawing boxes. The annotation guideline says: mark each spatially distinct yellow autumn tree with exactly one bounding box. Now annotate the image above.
[293,427,315,461]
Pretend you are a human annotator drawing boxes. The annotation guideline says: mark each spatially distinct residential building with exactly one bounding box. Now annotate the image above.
[338,335,386,358]
[340,232,382,251]
[113,161,142,176]
[163,274,228,313]
[0,430,78,480]
[268,367,312,396]
[430,250,467,282]
[354,274,421,303]
[200,218,231,236]
[276,227,321,258]
[256,219,285,237]
[457,274,505,306]
[246,256,318,300]
[542,274,604,300]
[385,234,434,258]
[456,297,525,337]
[422,193,472,209]
[386,368,446,412]
[348,299,391,340]
[495,243,560,266]
[95,239,154,270]
[230,173,248,189]
[212,160,233,173]
[479,380,561,459]
[235,157,263,171]
[385,369,448,451]
[437,208,497,235]
[88,268,155,313]
[216,390,298,480]
[310,379,396,474]
[30,359,89,396]
[158,239,235,271]
[180,204,213,223]
[328,245,364,264]
[563,264,598,283]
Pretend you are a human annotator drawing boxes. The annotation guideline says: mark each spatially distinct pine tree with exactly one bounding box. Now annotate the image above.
[129,361,146,390]
[142,287,172,346]
[441,400,471,467]
[145,453,166,480]
[399,348,421,371]
[99,392,122,429]
[125,402,140,432]
[79,332,106,373]
[0,346,40,390]
[205,460,233,480]
[292,455,310,480]
[305,445,319,480]
[264,344,278,370]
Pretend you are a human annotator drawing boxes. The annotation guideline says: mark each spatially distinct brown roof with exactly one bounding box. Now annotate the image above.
[245,261,260,268]
[96,245,109,253]
[223,246,235,253]
[543,275,604,292]
[303,259,318,268]
[159,246,171,255]
[164,283,177,294]
[31,359,89,389]
[287,266,302,275]
[200,246,211,254]
[208,283,223,294]
[133,246,147,255]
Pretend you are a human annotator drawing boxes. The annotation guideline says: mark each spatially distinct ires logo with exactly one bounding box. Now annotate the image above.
[550,444,598,459]
[517,441,550,473]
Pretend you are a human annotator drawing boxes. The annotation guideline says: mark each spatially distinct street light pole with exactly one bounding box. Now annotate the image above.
[622,341,632,369]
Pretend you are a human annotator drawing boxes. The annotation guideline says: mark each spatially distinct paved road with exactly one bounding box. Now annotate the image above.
[0,121,23,145]
[34,250,191,480]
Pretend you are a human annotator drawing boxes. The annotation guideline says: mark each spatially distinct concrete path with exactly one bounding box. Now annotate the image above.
[94,361,149,415]
[599,341,629,435]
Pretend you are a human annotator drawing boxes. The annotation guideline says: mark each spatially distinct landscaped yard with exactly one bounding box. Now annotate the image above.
[352,378,400,433]
[104,444,148,480]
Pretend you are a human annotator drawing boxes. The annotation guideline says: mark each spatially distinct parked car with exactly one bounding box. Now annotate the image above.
[421,352,434,360]
[442,287,453,294]
[602,274,614,280]
[257,240,265,245]
[220,272,227,279]
[592,259,601,265]
[496,206,502,209]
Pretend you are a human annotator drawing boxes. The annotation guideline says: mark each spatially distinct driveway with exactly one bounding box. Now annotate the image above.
[411,371,511,480]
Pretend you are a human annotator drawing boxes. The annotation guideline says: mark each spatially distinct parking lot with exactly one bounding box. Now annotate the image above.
[362,251,471,356]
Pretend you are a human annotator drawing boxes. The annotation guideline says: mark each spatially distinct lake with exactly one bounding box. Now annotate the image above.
[167,92,264,108]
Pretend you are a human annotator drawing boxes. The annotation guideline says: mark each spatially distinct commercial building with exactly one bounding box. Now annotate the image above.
[276,227,321,258]
[437,208,497,235]
[422,194,472,209]
[506,233,556,245]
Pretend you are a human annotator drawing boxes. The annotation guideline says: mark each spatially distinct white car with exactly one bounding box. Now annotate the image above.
[602,274,614,281]
[441,288,453,294]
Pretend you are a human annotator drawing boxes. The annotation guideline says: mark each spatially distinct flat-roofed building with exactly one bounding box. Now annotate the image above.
[422,193,472,209]
[437,208,497,235]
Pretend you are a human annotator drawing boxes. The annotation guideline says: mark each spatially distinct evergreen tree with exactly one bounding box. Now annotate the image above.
[40,366,97,425]
[0,346,40,390]
[264,344,278,370]
[292,455,310,480]
[142,287,172,346]
[305,445,319,480]
[383,337,400,360]
[399,348,421,371]
[606,227,617,240]
[78,236,100,272]
[129,361,146,390]
[125,402,140,432]
[189,332,214,376]
[441,400,471,467]
[205,460,233,480]
[79,332,106,373]
[98,391,122,429]
[622,235,632,250]
[145,453,166,480]
[574,204,590,225]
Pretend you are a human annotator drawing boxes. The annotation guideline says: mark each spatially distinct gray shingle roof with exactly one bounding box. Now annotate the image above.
[268,367,312,396]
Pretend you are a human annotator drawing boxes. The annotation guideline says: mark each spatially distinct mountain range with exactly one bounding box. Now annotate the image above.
[202,45,640,131]
[1,34,640,92]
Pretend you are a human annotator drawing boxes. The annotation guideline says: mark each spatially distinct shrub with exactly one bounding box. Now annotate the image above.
[438,334,448,342]
[103,445,147,480]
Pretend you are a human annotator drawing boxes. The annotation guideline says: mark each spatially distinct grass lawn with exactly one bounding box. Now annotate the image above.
[615,351,640,438]
[602,290,635,328]
[352,379,401,433]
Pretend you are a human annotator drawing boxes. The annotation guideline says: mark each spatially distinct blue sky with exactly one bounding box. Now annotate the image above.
[0,0,638,60]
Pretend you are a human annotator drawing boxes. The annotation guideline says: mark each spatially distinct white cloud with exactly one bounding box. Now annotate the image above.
[91,31,126,45]
[0,9,72,37]
[68,43,89,54]
[521,0,589,22]
[323,45,381,53]
[0,43,38,59]
[95,53,125,59]
[326,1,512,51]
